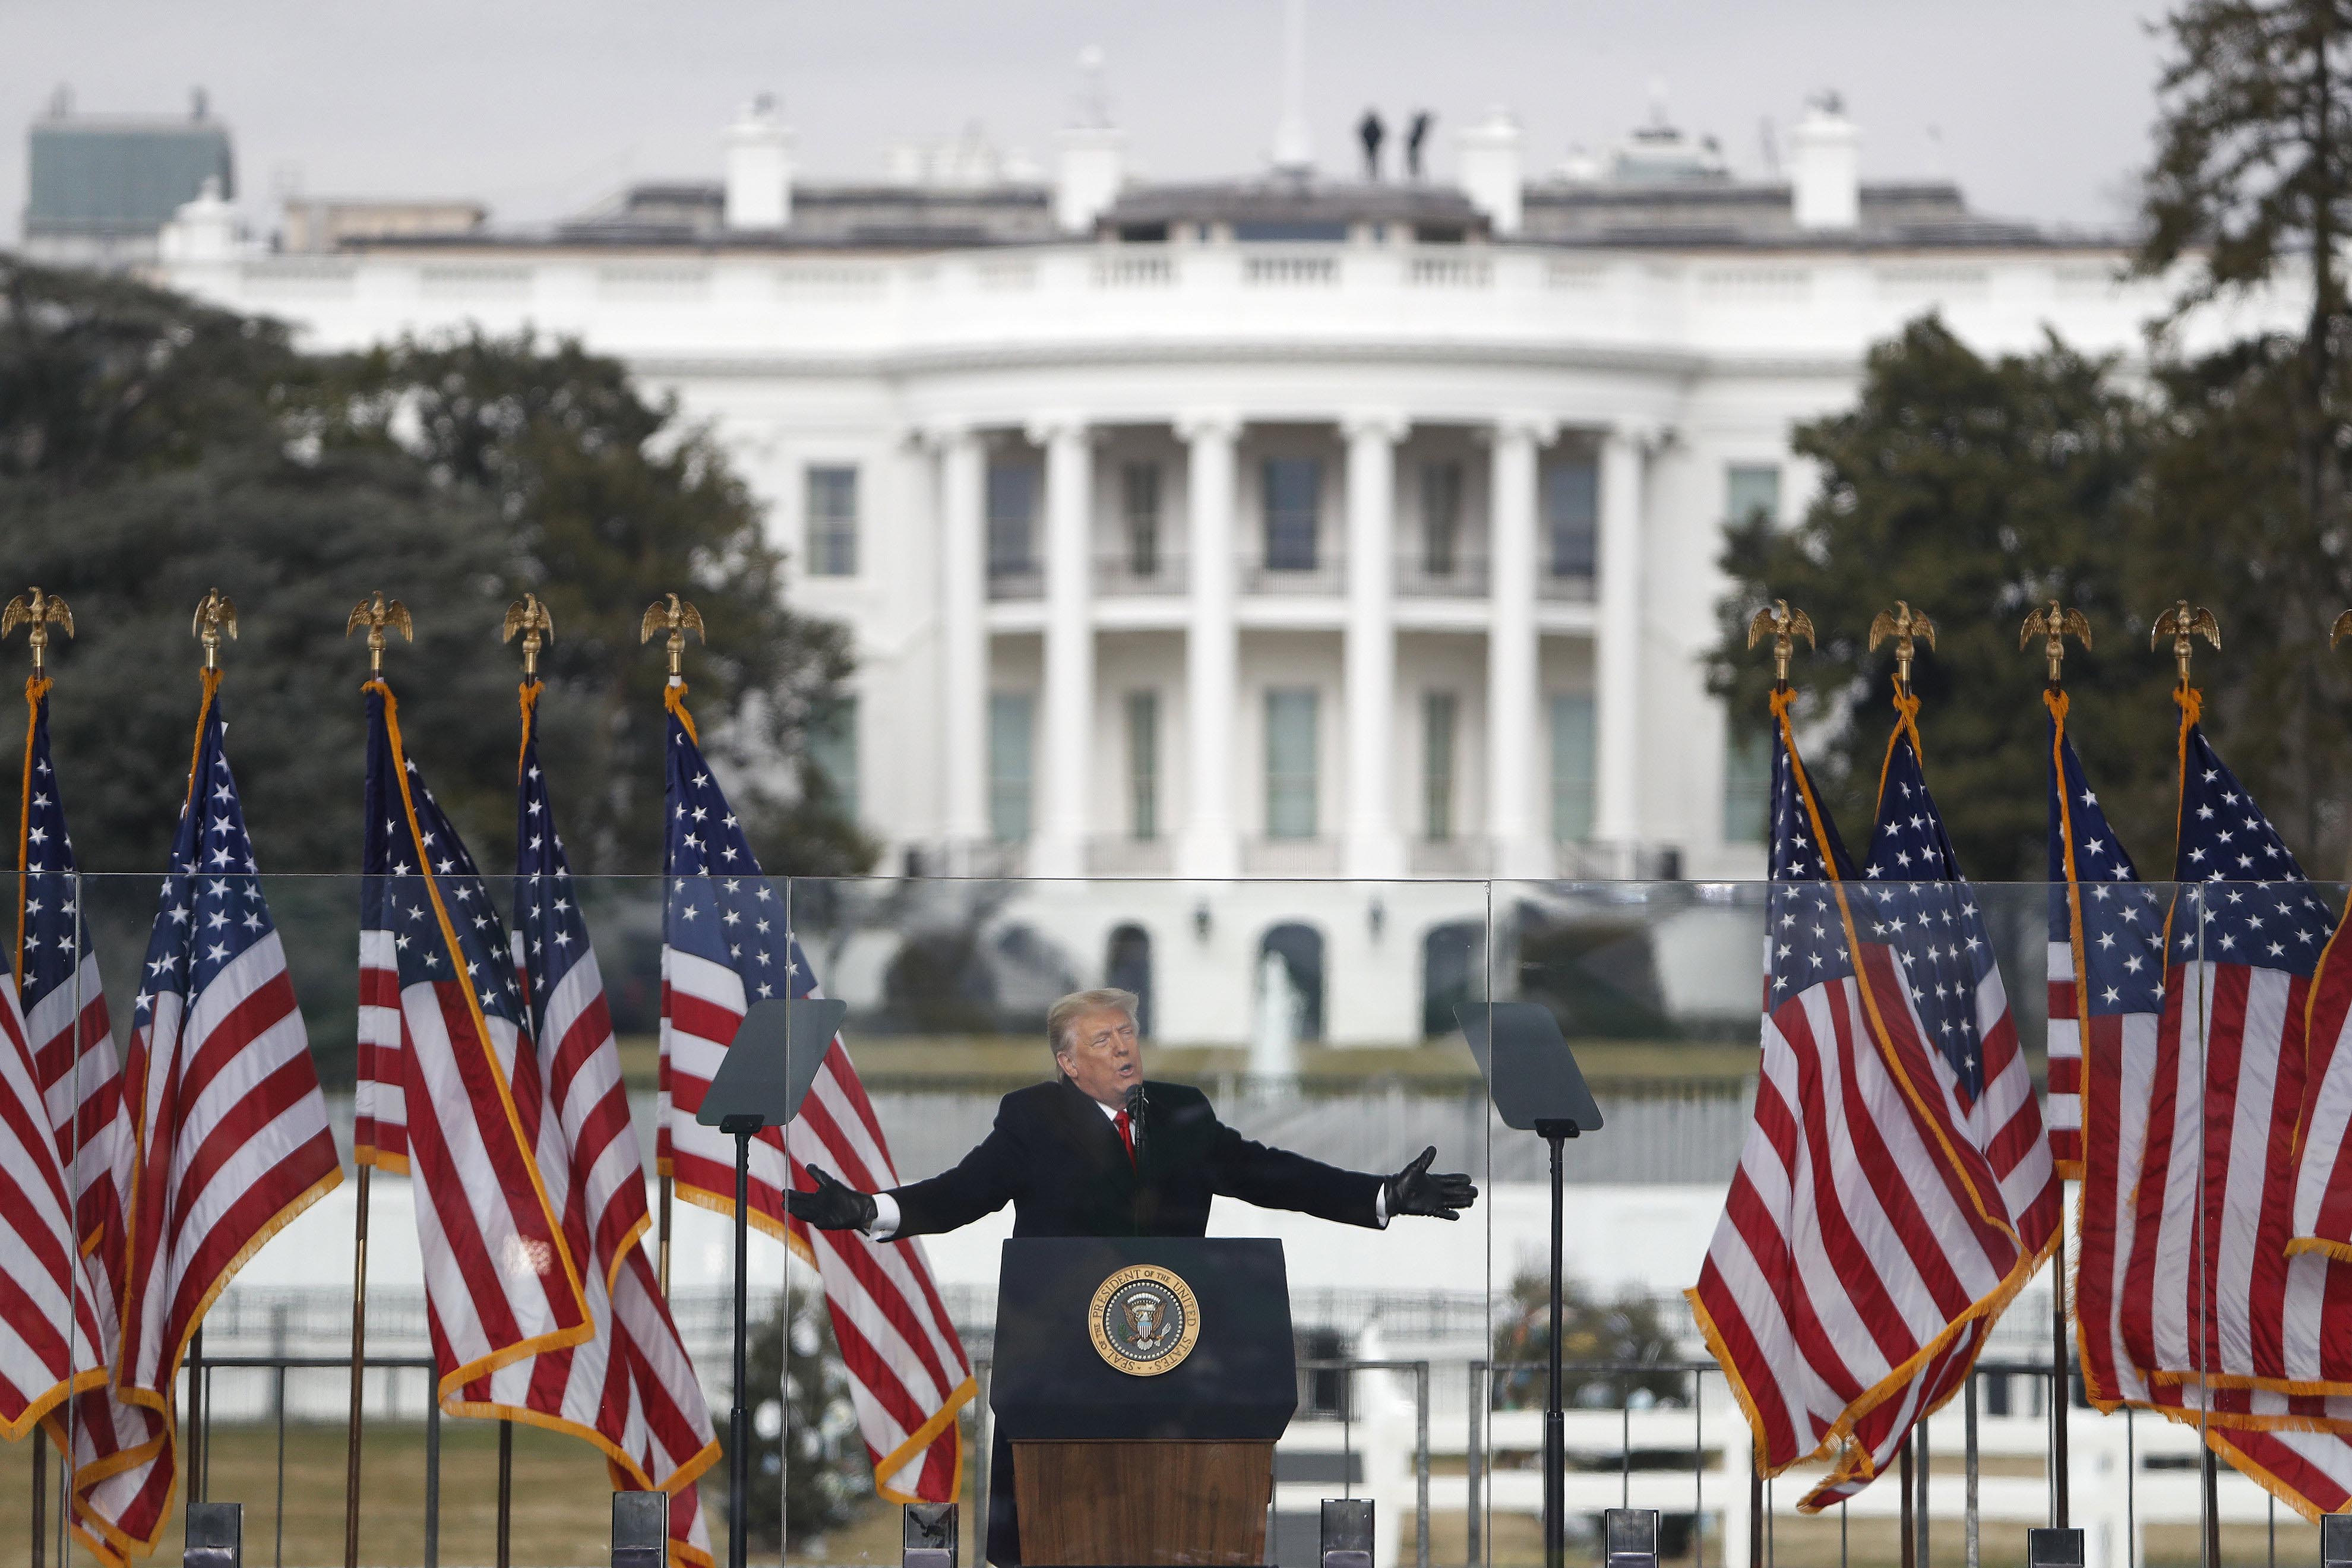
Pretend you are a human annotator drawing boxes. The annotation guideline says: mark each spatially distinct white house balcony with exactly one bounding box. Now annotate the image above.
[1393,552,1490,598]
[1094,551,1188,596]
[1241,556,1346,596]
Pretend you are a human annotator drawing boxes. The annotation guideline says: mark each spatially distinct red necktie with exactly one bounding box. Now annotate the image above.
[1113,1109,1135,1165]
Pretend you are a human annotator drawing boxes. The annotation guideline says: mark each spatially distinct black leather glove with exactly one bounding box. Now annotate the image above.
[1384,1146,1477,1221]
[786,1164,878,1232]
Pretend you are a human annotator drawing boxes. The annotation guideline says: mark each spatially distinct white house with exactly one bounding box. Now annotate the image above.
[150,84,2294,1047]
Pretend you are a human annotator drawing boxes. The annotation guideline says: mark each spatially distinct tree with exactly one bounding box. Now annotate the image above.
[0,261,870,878]
[1708,316,2174,881]
[2136,2,2352,865]
[735,1291,881,1551]
[0,260,872,1076]
[1490,1272,1684,1412]
[2139,0,2352,514]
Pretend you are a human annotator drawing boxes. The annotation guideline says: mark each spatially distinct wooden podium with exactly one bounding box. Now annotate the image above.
[991,1238,1296,1567]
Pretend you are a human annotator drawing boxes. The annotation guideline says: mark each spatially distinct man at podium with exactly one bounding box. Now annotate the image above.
[788,987,1476,1562]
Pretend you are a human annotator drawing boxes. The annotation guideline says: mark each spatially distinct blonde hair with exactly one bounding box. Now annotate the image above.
[1047,988,1141,1070]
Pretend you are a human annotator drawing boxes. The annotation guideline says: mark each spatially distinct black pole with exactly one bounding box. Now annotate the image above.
[30,1425,45,1568]
[1540,1123,1571,1568]
[2202,1445,2220,1568]
[2052,1261,2069,1528]
[495,1420,513,1568]
[188,1326,205,1518]
[1899,1436,1915,1568]
[731,1127,753,1568]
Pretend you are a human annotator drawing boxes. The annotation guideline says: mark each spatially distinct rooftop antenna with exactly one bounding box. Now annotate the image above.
[1273,0,1314,177]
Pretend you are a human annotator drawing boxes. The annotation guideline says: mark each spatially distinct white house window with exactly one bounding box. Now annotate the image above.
[1123,463,1162,577]
[988,692,1033,843]
[1724,722,1772,843]
[1549,693,1596,842]
[1422,691,1458,841]
[1543,459,1598,578]
[805,465,859,577]
[1726,463,1782,526]
[1265,688,1319,839]
[1420,462,1462,576]
[1127,690,1160,840]
[1263,458,1320,571]
[808,696,859,819]
[987,461,1038,578]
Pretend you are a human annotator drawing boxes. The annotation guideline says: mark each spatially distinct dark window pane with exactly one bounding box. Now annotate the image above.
[1544,459,1598,578]
[1263,458,1320,571]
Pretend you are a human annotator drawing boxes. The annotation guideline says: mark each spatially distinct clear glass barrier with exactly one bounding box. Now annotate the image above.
[0,875,2318,1567]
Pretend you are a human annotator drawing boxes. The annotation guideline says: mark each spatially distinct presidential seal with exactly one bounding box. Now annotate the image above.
[1088,1264,1201,1376]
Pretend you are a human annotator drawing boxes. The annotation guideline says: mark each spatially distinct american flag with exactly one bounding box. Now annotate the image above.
[16,677,173,1564]
[17,680,129,1266]
[2069,690,2352,1519]
[1795,702,2060,1507]
[109,674,342,1561]
[459,683,715,1566]
[357,680,593,1399]
[1687,691,2031,1501]
[2117,698,2352,1399]
[2044,691,2167,1413]
[658,682,972,1501]
[0,946,109,1443]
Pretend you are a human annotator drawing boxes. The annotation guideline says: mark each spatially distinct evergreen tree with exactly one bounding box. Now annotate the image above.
[0,260,870,882]
[1708,317,2171,880]
[2133,3,2352,862]
[735,1292,880,1551]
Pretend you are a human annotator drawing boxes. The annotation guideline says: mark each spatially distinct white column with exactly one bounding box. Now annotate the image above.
[936,426,989,865]
[1177,413,1241,879]
[1032,415,1094,879]
[1486,415,1548,879]
[1343,413,1407,878]
[1594,425,1649,868]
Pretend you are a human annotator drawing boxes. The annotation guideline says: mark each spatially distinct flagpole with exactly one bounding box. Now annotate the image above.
[343,593,409,1568]
[643,593,703,1303]
[2026,603,2089,1529]
[1741,601,1811,1568]
[491,596,551,1568]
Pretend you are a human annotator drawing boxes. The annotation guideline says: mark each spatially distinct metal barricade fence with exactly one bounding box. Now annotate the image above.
[48,1345,2319,1567]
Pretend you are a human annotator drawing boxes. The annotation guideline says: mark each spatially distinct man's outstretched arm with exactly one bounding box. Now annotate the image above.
[1211,1124,1477,1228]
[787,1117,1027,1239]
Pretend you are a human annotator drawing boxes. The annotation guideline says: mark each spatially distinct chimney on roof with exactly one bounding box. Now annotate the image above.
[1458,108,1522,236]
[725,94,795,230]
[1057,46,1124,233]
[160,176,238,264]
[1790,92,1858,230]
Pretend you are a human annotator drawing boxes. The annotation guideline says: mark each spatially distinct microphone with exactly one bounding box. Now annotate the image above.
[1123,1082,1147,1151]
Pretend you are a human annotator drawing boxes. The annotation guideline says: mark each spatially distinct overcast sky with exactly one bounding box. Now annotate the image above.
[6,1,2171,240]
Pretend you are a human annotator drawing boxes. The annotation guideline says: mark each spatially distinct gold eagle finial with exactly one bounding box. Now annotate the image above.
[1,587,75,678]
[191,588,239,672]
[2149,600,2220,685]
[345,591,414,676]
[502,593,557,678]
[1866,600,1937,694]
[640,592,706,677]
[2019,600,2091,685]
[2331,609,2352,650]
[1744,599,1815,687]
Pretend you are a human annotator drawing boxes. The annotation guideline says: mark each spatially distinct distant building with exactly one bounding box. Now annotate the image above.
[23,88,234,270]
[153,75,2303,1048]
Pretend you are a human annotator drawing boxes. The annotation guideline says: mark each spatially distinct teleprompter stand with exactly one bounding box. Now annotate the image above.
[1458,1003,1605,1568]
[697,994,850,1568]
